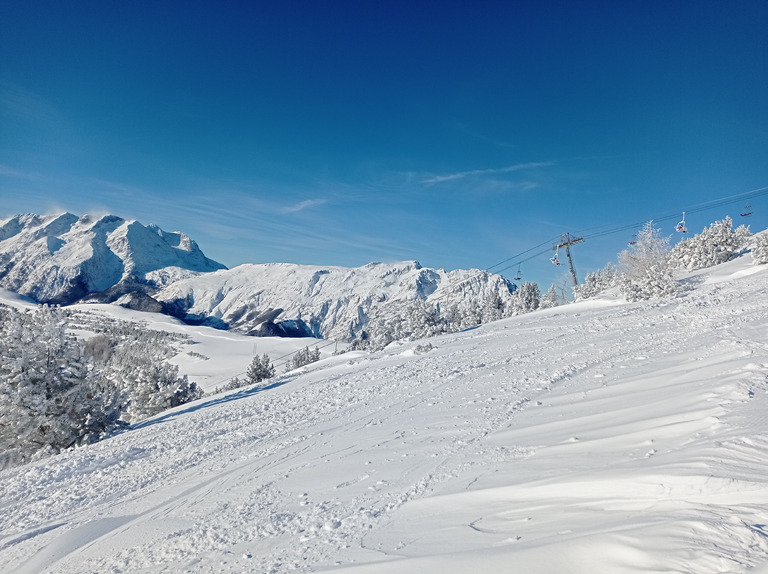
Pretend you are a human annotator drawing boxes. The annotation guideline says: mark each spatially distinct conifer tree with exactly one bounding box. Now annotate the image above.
[574,263,617,300]
[752,233,768,265]
[510,282,540,314]
[285,346,322,372]
[246,353,276,385]
[539,284,560,309]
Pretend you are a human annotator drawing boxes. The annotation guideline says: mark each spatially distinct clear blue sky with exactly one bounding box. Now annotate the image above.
[2,0,767,290]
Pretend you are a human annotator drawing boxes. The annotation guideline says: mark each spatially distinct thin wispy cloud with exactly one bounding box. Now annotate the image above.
[421,161,555,185]
[0,164,46,181]
[0,82,63,127]
[282,199,327,214]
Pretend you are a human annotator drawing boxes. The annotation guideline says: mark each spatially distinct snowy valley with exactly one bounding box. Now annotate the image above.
[2,233,768,573]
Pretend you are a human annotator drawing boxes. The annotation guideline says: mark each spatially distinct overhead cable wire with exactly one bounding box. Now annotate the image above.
[219,183,767,387]
[580,185,768,242]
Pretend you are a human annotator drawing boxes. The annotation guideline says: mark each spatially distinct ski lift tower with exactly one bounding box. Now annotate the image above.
[554,233,584,290]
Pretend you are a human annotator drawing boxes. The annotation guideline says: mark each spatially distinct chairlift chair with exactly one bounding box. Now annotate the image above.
[741,202,752,217]
[551,247,561,266]
[513,264,522,281]
[676,212,687,233]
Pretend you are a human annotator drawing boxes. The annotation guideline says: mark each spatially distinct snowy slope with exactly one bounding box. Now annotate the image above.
[0,288,330,393]
[155,261,516,340]
[0,213,225,305]
[65,301,337,392]
[2,253,768,573]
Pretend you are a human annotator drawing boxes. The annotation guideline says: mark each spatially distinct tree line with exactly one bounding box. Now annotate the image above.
[0,306,202,470]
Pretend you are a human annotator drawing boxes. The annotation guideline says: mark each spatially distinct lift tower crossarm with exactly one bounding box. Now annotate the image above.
[554,233,584,290]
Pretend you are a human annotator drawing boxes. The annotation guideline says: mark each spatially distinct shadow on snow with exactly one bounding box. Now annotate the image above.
[130,380,289,431]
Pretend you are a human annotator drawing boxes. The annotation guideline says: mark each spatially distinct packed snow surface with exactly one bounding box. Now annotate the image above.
[2,254,768,573]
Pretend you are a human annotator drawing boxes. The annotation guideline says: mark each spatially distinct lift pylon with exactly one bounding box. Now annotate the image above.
[554,233,584,290]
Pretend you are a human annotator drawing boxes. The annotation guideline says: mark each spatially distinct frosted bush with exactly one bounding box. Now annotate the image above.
[618,221,677,302]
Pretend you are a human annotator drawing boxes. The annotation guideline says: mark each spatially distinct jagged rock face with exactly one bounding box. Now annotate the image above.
[0,213,226,305]
[154,261,517,341]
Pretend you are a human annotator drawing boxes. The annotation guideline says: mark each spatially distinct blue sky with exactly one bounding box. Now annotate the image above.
[2,0,767,290]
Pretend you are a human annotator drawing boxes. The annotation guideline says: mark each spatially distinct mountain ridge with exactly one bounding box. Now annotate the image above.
[155,260,517,340]
[0,212,518,340]
[0,212,226,306]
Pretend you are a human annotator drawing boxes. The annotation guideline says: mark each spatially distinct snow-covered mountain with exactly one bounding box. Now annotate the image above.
[0,213,516,339]
[2,249,768,573]
[0,213,226,306]
[155,261,517,340]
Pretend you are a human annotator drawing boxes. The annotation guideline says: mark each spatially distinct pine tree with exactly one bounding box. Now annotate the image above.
[574,263,617,300]
[246,353,276,385]
[0,306,118,469]
[539,284,560,309]
[481,291,506,322]
[510,282,540,314]
[285,346,322,372]
[752,233,768,265]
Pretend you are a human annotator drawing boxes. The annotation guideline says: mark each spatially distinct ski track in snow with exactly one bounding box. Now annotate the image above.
[2,258,768,572]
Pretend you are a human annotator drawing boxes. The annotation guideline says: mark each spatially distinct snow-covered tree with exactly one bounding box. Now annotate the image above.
[752,233,768,265]
[246,353,276,385]
[617,221,677,302]
[510,282,540,314]
[668,216,751,271]
[539,284,560,309]
[354,282,520,351]
[0,306,120,469]
[481,291,507,322]
[285,346,321,372]
[98,329,202,423]
[110,358,201,423]
[0,304,205,468]
[574,263,617,300]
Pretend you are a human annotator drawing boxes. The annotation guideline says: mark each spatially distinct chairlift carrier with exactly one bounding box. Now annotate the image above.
[551,246,561,266]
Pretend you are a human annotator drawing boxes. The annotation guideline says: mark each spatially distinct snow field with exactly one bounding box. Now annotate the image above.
[1,254,768,572]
